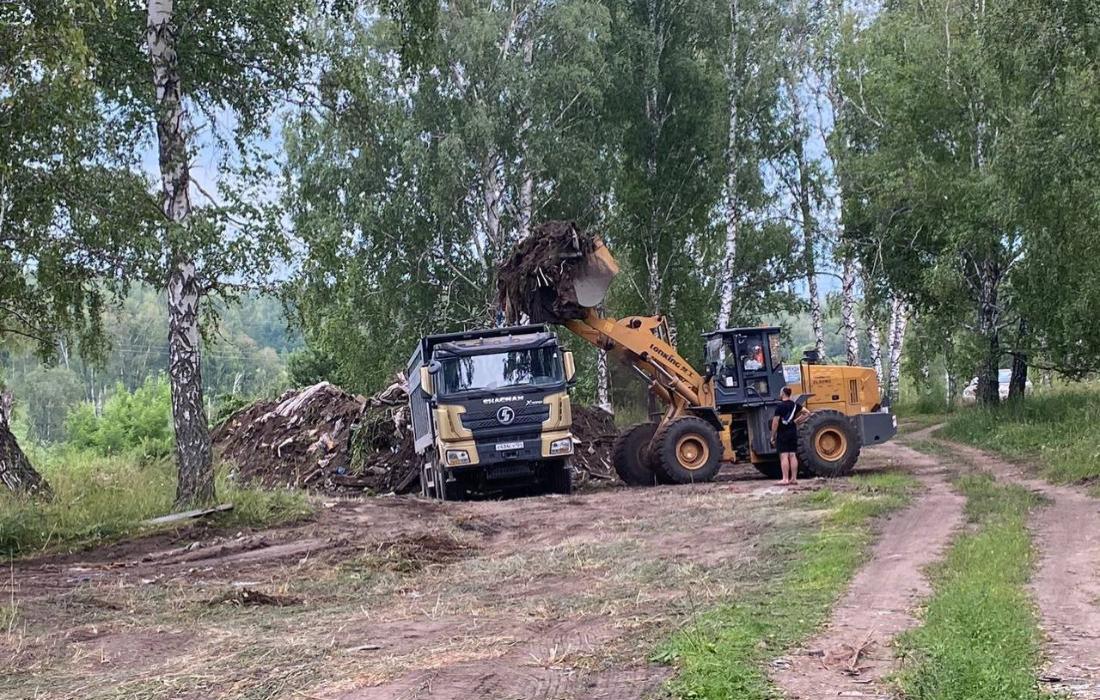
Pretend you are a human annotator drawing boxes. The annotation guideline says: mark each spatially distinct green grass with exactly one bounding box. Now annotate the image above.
[657,472,919,699]
[0,448,312,557]
[940,387,1100,487]
[895,474,1046,700]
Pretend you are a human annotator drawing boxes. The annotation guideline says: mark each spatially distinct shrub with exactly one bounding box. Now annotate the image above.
[65,376,174,460]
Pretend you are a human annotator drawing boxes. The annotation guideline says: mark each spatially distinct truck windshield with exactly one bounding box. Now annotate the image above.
[440,347,564,394]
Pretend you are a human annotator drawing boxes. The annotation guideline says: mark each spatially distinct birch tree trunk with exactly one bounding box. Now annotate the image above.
[715,0,742,331]
[841,256,860,365]
[596,349,613,414]
[642,0,665,319]
[517,35,534,241]
[0,391,52,497]
[886,297,909,403]
[148,0,214,507]
[483,154,505,262]
[792,100,825,355]
[868,321,884,387]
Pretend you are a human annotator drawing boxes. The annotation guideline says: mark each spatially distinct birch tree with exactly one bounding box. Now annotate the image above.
[288,2,612,389]
[777,1,826,355]
[81,0,330,505]
[841,0,1022,406]
[145,0,212,505]
[715,0,784,330]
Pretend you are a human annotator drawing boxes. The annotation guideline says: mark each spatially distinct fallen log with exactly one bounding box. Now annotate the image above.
[144,503,234,525]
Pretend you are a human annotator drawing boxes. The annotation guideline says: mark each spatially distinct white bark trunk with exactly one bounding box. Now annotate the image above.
[716,0,742,331]
[148,0,214,507]
[483,154,504,261]
[868,322,884,387]
[596,349,613,414]
[886,297,909,402]
[792,97,825,356]
[841,256,859,365]
[517,35,534,241]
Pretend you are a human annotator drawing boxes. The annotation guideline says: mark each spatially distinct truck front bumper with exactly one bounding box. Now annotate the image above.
[858,411,897,447]
[439,430,574,469]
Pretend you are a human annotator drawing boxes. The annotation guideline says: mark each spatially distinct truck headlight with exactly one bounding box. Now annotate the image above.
[891,415,898,429]
[549,437,574,456]
[445,449,471,466]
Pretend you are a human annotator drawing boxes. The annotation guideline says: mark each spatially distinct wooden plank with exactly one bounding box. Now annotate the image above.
[144,503,234,525]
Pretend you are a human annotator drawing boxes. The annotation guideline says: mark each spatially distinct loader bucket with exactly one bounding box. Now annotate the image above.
[572,238,620,308]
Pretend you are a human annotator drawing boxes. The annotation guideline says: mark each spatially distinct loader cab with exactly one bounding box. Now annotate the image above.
[704,326,786,408]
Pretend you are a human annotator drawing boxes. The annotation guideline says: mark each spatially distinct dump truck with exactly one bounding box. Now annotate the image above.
[497,222,897,485]
[406,325,577,499]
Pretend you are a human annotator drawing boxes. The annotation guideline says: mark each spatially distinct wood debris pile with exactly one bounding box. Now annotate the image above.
[213,380,417,494]
[214,380,623,494]
[570,405,618,483]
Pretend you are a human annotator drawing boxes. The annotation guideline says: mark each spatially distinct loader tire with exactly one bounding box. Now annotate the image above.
[652,417,722,484]
[611,423,661,486]
[797,410,861,478]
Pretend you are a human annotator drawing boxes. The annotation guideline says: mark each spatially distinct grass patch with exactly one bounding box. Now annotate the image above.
[657,472,918,699]
[0,449,311,557]
[940,387,1100,486]
[895,474,1045,700]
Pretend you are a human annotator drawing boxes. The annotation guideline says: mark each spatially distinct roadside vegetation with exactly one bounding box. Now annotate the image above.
[0,449,311,557]
[937,388,1100,489]
[895,474,1045,700]
[658,472,918,699]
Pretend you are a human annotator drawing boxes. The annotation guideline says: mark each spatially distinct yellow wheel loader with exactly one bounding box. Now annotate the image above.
[498,223,897,485]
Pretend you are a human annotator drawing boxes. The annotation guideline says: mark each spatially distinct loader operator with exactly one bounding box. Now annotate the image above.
[770,386,802,485]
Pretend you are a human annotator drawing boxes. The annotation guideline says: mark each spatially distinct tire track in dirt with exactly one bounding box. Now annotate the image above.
[934,438,1100,699]
[770,441,965,700]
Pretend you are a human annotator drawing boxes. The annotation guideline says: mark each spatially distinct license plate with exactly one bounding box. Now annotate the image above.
[495,441,524,451]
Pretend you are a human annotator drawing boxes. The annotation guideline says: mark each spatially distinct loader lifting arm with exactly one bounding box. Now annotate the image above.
[564,311,710,416]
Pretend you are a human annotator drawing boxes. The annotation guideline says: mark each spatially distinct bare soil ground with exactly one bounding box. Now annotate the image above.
[2,463,844,700]
[10,428,1093,700]
[771,440,965,700]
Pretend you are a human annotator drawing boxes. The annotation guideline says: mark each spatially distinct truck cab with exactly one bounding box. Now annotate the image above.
[406,325,577,500]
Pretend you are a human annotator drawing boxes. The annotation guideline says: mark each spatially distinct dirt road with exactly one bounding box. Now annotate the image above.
[940,439,1100,699]
[771,441,965,699]
[771,423,1100,700]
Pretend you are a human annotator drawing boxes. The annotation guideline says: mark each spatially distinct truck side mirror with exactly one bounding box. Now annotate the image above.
[419,366,434,397]
[563,351,576,384]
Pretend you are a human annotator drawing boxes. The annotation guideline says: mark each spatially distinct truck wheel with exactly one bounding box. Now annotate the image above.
[420,452,437,498]
[611,423,661,486]
[546,459,573,495]
[435,470,466,501]
[796,410,861,477]
[652,417,722,484]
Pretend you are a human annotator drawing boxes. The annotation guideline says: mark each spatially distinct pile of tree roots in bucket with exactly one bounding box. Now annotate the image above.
[497,220,599,324]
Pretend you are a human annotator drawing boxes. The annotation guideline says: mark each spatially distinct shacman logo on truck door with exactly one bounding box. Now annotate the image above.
[496,406,516,425]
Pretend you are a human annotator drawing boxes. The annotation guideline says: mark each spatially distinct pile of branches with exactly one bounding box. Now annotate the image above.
[570,405,618,484]
[497,220,599,324]
[213,379,418,494]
